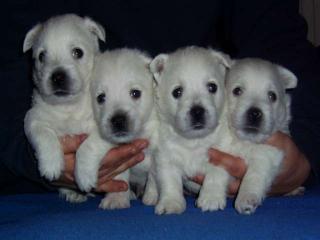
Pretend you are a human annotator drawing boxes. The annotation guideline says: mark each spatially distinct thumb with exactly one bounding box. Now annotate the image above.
[96,180,128,193]
[60,134,88,154]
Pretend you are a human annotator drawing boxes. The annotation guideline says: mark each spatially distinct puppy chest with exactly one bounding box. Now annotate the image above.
[170,148,208,177]
[50,114,93,136]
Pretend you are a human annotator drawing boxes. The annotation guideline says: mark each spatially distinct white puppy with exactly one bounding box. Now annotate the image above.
[75,49,158,209]
[181,58,297,214]
[225,58,298,214]
[150,46,232,214]
[23,14,106,202]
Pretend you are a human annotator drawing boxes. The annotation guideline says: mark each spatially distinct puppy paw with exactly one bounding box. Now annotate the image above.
[59,188,88,203]
[99,192,130,210]
[196,193,226,211]
[235,192,262,215]
[76,173,97,193]
[142,190,158,206]
[75,157,98,192]
[284,186,305,196]
[38,155,63,181]
[155,197,186,215]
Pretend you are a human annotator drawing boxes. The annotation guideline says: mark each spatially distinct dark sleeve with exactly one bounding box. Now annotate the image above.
[0,60,57,194]
[226,0,320,185]
[0,1,80,194]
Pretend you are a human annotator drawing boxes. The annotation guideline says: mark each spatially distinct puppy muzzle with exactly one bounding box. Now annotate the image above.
[189,105,206,130]
[110,111,129,136]
[244,107,263,133]
[50,68,70,96]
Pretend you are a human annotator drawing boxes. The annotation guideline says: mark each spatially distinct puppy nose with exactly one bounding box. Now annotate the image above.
[110,112,128,132]
[247,107,263,125]
[51,69,67,90]
[190,105,205,120]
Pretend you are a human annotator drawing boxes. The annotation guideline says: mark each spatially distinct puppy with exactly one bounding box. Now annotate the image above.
[75,49,158,209]
[225,58,298,214]
[150,46,232,214]
[23,14,106,202]
[183,58,297,214]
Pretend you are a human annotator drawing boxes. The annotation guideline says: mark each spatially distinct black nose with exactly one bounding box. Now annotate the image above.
[110,112,128,134]
[246,107,263,126]
[190,105,205,128]
[51,69,68,94]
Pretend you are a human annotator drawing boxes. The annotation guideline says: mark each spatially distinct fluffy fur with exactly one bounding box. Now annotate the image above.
[23,14,105,202]
[150,46,232,214]
[225,58,298,214]
[150,48,297,215]
[75,48,159,209]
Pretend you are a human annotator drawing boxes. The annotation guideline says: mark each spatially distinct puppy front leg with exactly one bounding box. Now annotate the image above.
[59,188,88,203]
[155,163,186,215]
[75,131,112,192]
[99,170,131,209]
[142,170,159,206]
[235,145,283,214]
[196,164,229,211]
[25,121,63,181]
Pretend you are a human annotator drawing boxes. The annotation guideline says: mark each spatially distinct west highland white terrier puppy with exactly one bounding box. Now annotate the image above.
[181,58,298,214]
[75,49,159,209]
[150,46,232,214]
[23,14,106,202]
[225,58,298,214]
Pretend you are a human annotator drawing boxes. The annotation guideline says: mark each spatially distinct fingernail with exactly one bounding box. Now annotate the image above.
[135,153,145,162]
[130,147,138,154]
[208,148,216,156]
[79,134,87,142]
[137,140,149,149]
[120,183,127,191]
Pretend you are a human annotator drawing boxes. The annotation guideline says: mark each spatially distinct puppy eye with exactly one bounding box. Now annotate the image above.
[38,51,45,63]
[207,82,217,94]
[96,93,106,104]
[130,89,141,99]
[233,87,243,96]
[268,91,277,102]
[172,87,183,99]
[72,48,84,59]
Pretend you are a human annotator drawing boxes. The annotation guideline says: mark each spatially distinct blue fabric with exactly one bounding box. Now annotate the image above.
[1,187,319,240]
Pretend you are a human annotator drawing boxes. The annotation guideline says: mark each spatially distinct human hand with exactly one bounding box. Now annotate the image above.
[53,134,148,193]
[265,131,310,195]
[192,131,311,196]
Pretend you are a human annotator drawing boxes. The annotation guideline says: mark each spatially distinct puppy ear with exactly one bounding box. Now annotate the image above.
[23,23,42,53]
[84,17,106,42]
[150,54,168,82]
[210,50,232,68]
[140,53,152,66]
[276,65,298,89]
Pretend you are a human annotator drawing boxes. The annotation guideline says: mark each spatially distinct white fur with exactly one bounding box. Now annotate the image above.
[75,49,159,209]
[150,46,232,214]
[224,58,297,214]
[23,14,105,202]
[151,48,297,215]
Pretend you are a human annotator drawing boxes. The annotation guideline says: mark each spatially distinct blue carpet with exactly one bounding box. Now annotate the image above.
[0,187,319,240]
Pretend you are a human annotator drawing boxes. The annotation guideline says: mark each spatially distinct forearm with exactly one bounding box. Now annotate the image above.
[0,61,55,194]
[0,122,56,193]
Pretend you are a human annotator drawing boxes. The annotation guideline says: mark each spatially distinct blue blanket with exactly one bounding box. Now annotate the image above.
[1,186,319,240]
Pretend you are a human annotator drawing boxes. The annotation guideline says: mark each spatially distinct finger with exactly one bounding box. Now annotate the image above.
[57,154,75,184]
[192,175,205,185]
[208,148,247,179]
[101,139,148,168]
[96,180,128,193]
[60,134,88,154]
[64,154,75,173]
[228,179,241,197]
[98,152,145,183]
